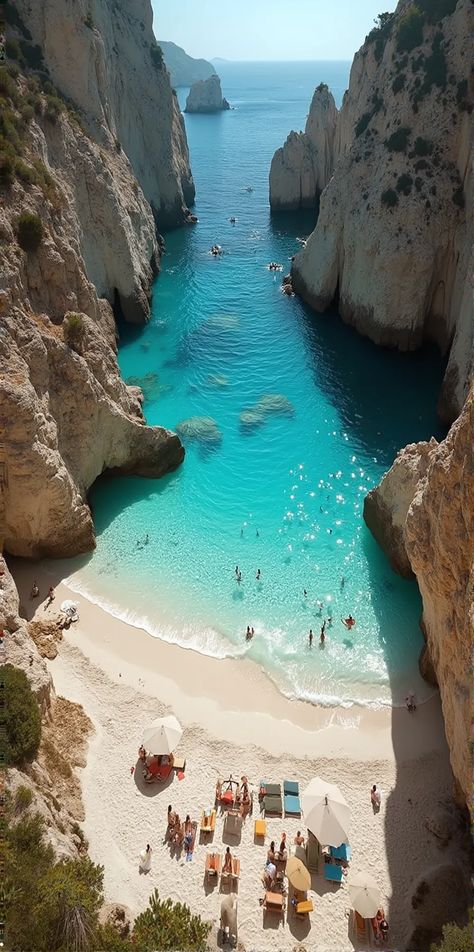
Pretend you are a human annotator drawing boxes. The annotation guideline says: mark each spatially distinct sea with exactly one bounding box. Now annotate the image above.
[62,61,446,708]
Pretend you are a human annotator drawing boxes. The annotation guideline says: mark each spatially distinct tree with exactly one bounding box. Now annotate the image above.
[133,889,211,952]
[16,211,43,252]
[38,857,104,951]
[430,923,473,952]
[3,665,41,765]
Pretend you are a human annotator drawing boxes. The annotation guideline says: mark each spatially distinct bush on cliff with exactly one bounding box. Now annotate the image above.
[381,188,398,208]
[385,127,411,152]
[3,665,41,765]
[63,313,86,353]
[396,7,424,53]
[430,922,473,952]
[417,0,457,25]
[16,212,43,252]
[132,889,211,952]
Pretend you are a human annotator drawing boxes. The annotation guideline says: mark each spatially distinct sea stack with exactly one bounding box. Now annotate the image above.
[185,74,231,113]
[269,84,338,211]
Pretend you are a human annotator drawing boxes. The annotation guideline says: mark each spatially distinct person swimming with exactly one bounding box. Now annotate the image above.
[256,568,261,581]
[342,614,355,629]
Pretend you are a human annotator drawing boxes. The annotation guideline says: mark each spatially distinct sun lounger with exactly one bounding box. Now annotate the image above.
[324,862,343,883]
[330,843,351,862]
[284,779,301,815]
[173,756,186,772]
[264,794,283,815]
[305,831,320,871]
[295,899,313,916]
[254,818,266,838]
[264,891,284,916]
[200,809,216,833]
[205,852,221,878]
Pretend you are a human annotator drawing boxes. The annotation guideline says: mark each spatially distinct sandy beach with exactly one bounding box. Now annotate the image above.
[11,559,462,950]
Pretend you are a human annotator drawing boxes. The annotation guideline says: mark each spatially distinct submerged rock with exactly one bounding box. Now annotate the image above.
[206,373,229,388]
[176,416,222,444]
[185,74,231,113]
[240,394,294,431]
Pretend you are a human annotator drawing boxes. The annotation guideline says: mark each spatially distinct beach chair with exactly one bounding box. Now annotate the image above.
[295,899,313,917]
[262,782,283,816]
[231,857,240,881]
[330,842,351,862]
[305,831,320,871]
[254,818,266,838]
[324,862,343,883]
[283,779,301,816]
[263,890,284,918]
[354,910,368,943]
[200,809,216,833]
[205,852,221,879]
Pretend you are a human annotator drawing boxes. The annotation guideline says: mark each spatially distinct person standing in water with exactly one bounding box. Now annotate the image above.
[320,620,326,644]
[308,629,313,647]
[256,568,261,581]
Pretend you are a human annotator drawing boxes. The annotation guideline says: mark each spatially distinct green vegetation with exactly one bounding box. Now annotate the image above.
[316,82,328,93]
[396,6,424,53]
[414,136,433,156]
[355,112,372,137]
[366,12,395,63]
[417,0,458,25]
[452,186,465,209]
[396,173,413,194]
[430,923,473,952]
[385,127,411,152]
[3,665,42,763]
[63,313,86,353]
[5,810,211,952]
[150,42,164,70]
[14,785,33,813]
[381,188,398,207]
[392,73,406,94]
[42,736,73,778]
[456,79,470,112]
[422,33,447,93]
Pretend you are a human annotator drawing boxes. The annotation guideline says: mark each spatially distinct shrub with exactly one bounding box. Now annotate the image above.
[6,36,24,64]
[133,889,211,952]
[366,12,394,63]
[42,736,73,777]
[397,7,424,53]
[414,136,432,156]
[14,785,34,813]
[396,173,413,194]
[392,73,406,93]
[44,93,64,123]
[6,62,20,79]
[15,159,40,186]
[355,111,372,137]
[114,137,121,152]
[0,68,18,100]
[20,102,34,123]
[0,155,15,187]
[452,186,465,208]
[430,923,473,952]
[63,312,86,353]
[423,40,447,92]
[417,0,457,25]
[150,42,164,69]
[415,176,423,191]
[381,188,398,207]
[3,665,42,764]
[385,126,411,152]
[19,39,44,69]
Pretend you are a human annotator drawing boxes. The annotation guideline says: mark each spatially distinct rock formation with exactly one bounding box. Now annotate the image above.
[269,84,338,211]
[364,390,473,809]
[14,0,195,227]
[0,7,185,558]
[185,74,230,113]
[158,40,214,88]
[290,0,473,422]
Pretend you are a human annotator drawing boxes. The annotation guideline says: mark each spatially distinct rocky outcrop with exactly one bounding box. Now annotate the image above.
[158,40,214,88]
[364,391,473,809]
[185,74,230,113]
[0,66,184,558]
[291,0,473,422]
[269,84,338,211]
[15,0,195,227]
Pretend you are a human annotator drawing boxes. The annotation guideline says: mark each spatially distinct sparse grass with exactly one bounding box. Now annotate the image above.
[41,737,73,779]
[14,785,33,814]
[63,313,86,353]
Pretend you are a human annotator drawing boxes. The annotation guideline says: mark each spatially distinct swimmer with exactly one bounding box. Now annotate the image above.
[320,621,326,644]
[237,571,242,584]
[229,216,236,224]
[309,629,313,647]
[256,569,261,581]
[256,529,260,537]
[342,614,355,629]
[303,589,308,598]
[316,600,323,615]
[246,625,251,640]
[251,626,255,638]
[340,576,345,589]
[327,614,332,628]
[235,565,239,578]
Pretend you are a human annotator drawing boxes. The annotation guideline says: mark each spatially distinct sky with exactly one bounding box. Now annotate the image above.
[152,0,398,62]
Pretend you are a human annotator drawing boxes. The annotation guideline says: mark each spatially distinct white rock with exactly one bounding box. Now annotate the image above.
[185,74,230,113]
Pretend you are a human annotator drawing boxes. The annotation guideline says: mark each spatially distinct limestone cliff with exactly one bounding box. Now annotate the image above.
[14,0,195,227]
[0,51,183,557]
[364,391,473,808]
[269,84,338,211]
[185,74,230,113]
[291,0,473,422]
[158,40,214,88]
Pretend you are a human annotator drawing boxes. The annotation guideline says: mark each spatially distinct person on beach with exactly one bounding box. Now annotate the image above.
[256,568,261,581]
[251,626,255,638]
[371,784,381,809]
[45,586,55,608]
[320,622,326,645]
[267,841,276,862]
[309,629,313,647]
[405,692,416,712]
[303,589,308,598]
[246,625,252,640]
[138,744,146,762]
[30,581,39,599]
[140,844,152,871]
[278,833,287,859]
[342,614,355,629]
[223,846,233,873]
[294,831,305,846]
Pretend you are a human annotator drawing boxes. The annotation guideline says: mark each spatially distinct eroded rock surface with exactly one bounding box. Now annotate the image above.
[185,74,230,113]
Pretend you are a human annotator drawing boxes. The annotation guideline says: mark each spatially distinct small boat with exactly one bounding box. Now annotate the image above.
[229,216,236,224]
[245,186,254,193]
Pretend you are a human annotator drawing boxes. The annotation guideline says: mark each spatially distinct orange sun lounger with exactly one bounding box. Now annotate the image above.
[200,809,216,833]
[205,852,221,878]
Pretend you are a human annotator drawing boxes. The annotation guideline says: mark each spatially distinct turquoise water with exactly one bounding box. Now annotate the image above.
[66,62,446,707]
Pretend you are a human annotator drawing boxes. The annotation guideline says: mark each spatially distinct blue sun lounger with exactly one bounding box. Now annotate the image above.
[284,780,301,816]
[330,843,351,862]
[324,862,344,883]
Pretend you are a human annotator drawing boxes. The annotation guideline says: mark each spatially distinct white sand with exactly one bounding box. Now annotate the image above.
[13,561,457,951]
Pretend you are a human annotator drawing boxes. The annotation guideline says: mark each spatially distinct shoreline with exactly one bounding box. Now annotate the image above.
[11,557,442,763]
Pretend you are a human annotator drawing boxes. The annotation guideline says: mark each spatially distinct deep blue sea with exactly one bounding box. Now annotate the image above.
[65,62,446,707]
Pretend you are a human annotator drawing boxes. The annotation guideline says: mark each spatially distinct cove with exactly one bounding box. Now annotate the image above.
[69,62,446,707]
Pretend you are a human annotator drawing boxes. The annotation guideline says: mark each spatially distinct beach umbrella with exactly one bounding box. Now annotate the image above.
[220,893,238,938]
[285,855,311,891]
[302,776,350,847]
[142,714,182,754]
[60,599,77,613]
[348,870,381,918]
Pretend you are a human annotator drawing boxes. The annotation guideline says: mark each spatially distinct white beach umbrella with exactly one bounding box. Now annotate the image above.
[60,599,77,613]
[302,776,350,847]
[348,870,381,918]
[142,714,182,754]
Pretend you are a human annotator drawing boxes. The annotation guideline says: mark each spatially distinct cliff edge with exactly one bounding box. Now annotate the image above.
[291,0,472,422]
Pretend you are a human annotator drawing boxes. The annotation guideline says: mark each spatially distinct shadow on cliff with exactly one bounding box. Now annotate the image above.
[294,299,447,466]
[363,529,471,950]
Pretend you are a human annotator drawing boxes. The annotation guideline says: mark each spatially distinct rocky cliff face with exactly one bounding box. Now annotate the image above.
[15,0,195,227]
[185,74,230,113]
[0,26,184,557]
[158,40,214,88]
[291,0,473,422]
[269,84,338,211]
[364,391,473,808]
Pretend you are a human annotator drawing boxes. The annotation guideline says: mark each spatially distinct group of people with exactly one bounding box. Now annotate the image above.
[210,244,222,256]
[30,581,55,606]
[267,262,282,271]
[263,831,305,889]
[235,565,262,585]
[216,775,251,816]
[166,805,195,853]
